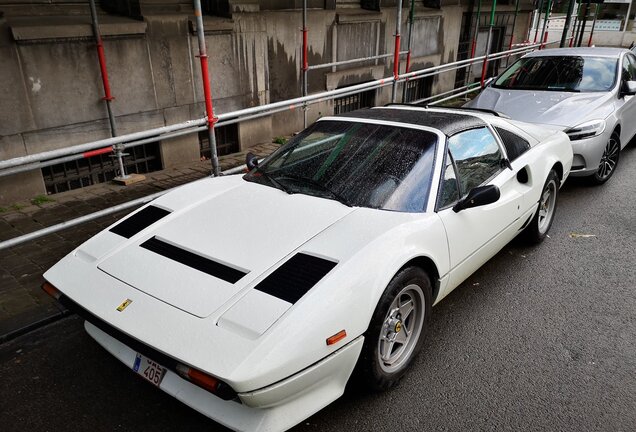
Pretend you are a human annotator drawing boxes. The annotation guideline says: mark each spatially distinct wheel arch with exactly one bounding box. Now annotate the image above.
[398,256,440,303]
[551,161,564,181]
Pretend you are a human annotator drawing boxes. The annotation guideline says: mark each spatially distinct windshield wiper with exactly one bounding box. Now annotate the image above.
[274,174,353,207]
[251,170,290,194]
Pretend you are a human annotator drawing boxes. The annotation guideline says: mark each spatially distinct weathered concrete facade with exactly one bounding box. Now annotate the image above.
[0,0,533,204]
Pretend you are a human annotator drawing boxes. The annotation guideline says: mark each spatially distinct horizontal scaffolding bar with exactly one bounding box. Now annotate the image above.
[307,51,409,71]
[0,119,207,172]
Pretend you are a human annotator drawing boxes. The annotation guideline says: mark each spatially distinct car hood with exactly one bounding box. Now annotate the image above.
[468,87,615,127]
[84,176,355,318]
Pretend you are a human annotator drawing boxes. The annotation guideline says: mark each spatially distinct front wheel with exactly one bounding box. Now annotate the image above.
[523,170,559,244]
[589,131,620,185]
[358,267,432,391]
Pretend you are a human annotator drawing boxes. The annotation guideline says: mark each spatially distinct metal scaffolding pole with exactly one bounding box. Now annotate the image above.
[534,0,545,43]
[588,3,600,46]
[391,0,404,103]
[539,0,553,49]
[508,0,520,50]
[577,0,591,47]
[466,0,483,85]
[570,1,582,47]
[624,0,633,34]
[88,0,129,181]
[560,0,577,47]
[193,0,220,176]
[480,0,497,87]
[302,0,308,128]
[506,0,520,67]
[402,0,416,102]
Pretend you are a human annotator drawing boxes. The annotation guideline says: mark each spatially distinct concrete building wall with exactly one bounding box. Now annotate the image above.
[0,0,534,205]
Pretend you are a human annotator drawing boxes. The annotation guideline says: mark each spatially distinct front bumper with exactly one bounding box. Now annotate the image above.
[85,320,363,432]
[568,128,610,177]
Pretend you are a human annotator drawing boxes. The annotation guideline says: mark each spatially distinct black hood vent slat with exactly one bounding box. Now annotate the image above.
[140,237,248,284]
[255,253,337,304]
[110,206,171,239]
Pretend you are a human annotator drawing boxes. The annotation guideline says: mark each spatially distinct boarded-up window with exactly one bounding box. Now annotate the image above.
[336,21,380,65]
[411,16,441,58]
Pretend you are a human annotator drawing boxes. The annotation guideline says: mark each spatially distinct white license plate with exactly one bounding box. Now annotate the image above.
[133,353,166,387]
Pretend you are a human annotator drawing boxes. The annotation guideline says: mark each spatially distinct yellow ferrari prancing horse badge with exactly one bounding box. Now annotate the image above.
[116,299,133,312]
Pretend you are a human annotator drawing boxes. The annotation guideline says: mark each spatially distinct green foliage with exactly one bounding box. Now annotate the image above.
[31,194,54,205]
[273,136,287,145]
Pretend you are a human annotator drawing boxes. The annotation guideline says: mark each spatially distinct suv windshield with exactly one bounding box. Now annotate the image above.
[244,120,438,212]
[493,56,618,92]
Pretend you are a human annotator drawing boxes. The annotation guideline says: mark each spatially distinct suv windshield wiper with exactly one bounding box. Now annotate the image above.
[274,173,353,207]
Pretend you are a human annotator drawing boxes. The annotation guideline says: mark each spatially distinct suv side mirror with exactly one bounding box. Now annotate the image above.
[621,80,636,97]
[246,152,259,170]
[453,185,501,213]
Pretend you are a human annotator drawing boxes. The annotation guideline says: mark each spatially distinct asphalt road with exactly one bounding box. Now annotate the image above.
[1,145,635,432]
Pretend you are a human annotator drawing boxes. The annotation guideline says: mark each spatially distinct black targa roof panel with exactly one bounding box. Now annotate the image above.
[337,107,486,136]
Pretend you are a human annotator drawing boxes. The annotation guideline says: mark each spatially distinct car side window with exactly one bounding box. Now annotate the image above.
[494,126,530,162]
[437,149,460,209]
[447,127,503,197]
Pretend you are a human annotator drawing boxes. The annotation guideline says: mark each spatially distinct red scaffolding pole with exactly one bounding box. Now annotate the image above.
[193,0,220,176]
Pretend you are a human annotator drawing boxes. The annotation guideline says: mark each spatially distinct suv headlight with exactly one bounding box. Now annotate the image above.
[566,119,606,141]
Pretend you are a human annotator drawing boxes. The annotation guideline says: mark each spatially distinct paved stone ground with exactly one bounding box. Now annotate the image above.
[0,142,282,342]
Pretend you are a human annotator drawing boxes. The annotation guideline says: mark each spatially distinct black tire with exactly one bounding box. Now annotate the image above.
[358,267,432,391]
[523,169,559,244]
[588,131,620,185]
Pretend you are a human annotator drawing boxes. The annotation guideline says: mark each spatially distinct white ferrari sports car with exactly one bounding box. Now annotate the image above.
[43,106,572,431]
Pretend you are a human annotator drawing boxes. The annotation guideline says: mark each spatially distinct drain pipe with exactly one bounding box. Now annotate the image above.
[401,0,415,102]
[391,0,403,103]
[302,0,308,128]
[480,0,497,87]
[88,0,129,180]
[194,0,220,176]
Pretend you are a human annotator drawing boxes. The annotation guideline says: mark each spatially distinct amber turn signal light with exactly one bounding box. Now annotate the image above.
[42,282,62,300]
[176,364,219,393]
[326,330,347,346]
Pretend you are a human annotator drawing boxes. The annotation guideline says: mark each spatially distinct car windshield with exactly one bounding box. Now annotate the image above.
[493,56,618,92]
[243,120,438,212]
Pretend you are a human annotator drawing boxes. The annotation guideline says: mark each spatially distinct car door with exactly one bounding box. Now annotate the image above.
[617,53,636,145]
[436,126,526,295]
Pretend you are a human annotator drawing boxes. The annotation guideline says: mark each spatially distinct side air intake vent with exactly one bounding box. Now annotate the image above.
[110,206,171,239]
[255,253,338,304]
[140,237,248,284]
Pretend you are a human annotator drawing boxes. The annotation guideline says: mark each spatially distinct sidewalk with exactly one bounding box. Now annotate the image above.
[0,142,281,342]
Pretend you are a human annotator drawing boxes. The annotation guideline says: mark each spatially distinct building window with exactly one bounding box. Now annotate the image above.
[334,88,375,115]
[404,76,434,103]
[41,142,161,195]
[199,124,239,160]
